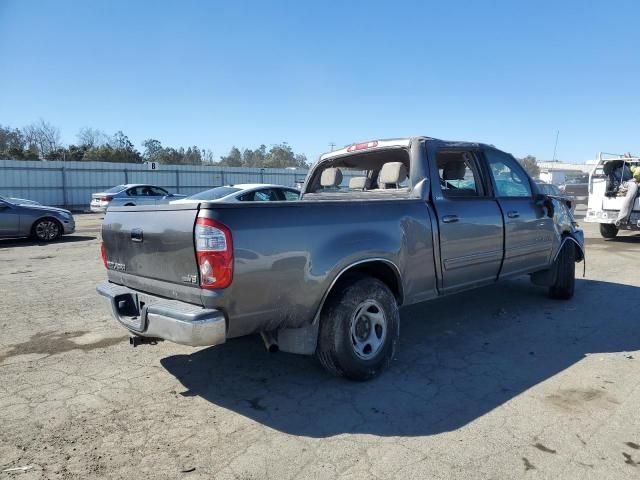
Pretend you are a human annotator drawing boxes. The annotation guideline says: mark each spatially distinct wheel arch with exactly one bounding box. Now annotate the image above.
[314,258,403,324]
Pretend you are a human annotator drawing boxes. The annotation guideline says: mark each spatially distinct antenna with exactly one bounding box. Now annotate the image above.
[552,130,559,162]
[329,142,336,152]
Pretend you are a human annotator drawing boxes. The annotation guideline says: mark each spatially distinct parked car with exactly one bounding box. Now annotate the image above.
[558,174,589,211]
[97,136,584,381]
[585,154,640,238]
[171,184,300,204]
[0,195,75,242]
[90,184,186,212]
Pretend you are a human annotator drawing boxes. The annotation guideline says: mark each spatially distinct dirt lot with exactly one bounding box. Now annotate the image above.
[1,213,640,479]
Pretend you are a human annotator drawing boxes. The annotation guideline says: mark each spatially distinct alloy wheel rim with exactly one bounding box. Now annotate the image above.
[36,220,59,240]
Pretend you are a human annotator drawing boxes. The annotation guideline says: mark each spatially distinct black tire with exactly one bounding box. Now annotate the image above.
[316,276,399,381]
[31,218,62,242]
[599,223,618,239]
[549,241,576,300]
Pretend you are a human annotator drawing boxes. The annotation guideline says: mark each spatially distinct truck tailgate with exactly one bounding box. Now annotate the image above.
[101,205,200,291]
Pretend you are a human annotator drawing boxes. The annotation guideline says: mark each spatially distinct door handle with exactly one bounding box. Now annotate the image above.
[442,215,459,223]
[507,211,520,218]
[130,228,144,242]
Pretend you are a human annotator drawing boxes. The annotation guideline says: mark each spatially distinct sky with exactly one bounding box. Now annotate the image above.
[1,0,639,164]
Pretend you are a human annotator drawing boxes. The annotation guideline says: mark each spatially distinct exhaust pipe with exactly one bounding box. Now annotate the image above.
[260,331,279,353]
[129,336,161,347]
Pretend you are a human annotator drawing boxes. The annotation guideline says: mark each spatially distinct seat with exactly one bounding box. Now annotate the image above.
[377,162,408,189]
[441,160,477,197]
[349,176,370,190]
[320,168,343,190]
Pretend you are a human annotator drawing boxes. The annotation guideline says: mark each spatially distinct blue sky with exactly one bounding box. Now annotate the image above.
[1,0,638,163]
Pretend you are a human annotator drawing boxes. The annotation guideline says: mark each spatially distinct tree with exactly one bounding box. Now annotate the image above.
[218,147,242,167]
[0,125,38,159]
[518,155,540,178]
[22,119,62,159]
[77,127,107,148]
[141,139,163,161]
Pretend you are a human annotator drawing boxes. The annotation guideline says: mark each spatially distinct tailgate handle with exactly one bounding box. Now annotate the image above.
[131,228,144,243]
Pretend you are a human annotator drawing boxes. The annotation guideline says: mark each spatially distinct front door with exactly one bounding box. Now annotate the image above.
[0,201,20,237]
[483,148,554,276]
[431,149,504,293]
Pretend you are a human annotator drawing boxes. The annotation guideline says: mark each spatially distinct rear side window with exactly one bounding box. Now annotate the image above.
[239,189,281,202]
[281,189,300,201]
[436,151,484,198]
[485,150,532,198]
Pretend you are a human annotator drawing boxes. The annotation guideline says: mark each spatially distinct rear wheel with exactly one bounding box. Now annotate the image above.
[549,241,575,300]
[32,218,62,242]
[316,276,399,381]
[599,223,618,239]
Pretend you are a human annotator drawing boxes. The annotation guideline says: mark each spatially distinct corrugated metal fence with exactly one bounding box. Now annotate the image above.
[0,160,310,210]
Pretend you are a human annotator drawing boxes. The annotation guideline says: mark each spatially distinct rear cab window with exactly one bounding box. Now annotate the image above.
[304,144,411,199]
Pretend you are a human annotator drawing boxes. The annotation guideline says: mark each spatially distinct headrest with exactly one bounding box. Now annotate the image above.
[378,162,408,185]
[320,167,343,187]
[443,161,466,181]
[349,176,370,190]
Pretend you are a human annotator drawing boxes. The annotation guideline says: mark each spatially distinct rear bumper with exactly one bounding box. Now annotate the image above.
[96,280,226,347]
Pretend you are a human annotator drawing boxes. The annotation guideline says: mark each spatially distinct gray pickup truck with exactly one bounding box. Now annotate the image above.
[97,137,584,380]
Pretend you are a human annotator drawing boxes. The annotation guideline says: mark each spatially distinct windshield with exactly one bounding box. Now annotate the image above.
[187,186,241,200]
[104,185,126,193]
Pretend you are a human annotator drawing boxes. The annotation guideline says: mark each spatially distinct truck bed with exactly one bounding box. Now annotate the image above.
[102,199,437,338]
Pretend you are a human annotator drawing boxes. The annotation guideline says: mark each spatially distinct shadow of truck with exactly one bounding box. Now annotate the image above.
[161,277,638,438]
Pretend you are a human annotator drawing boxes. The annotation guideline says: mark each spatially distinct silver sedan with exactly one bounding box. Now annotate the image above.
[90,184,186,212]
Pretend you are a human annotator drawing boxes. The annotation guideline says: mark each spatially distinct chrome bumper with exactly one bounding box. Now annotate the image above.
[96,280,226,347]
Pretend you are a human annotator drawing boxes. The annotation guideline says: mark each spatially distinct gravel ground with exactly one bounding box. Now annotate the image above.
[1,212,639,479]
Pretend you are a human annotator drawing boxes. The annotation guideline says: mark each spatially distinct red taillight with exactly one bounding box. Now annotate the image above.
[347,140,378,152]
[195,218,233,289]
[101,195,113,202]
[100,242,107,268]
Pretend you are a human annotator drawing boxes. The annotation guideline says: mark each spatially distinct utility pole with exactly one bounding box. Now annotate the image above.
[329,142,336,152]
[552,130,559,163]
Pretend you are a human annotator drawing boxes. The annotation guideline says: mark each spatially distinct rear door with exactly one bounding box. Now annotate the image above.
[483,148,554,276]
[430,148,504,293]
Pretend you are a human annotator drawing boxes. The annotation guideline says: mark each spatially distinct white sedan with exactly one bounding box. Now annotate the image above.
[170,184,300,204]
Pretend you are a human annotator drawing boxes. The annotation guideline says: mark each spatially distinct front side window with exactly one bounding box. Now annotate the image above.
[485,150,532,198]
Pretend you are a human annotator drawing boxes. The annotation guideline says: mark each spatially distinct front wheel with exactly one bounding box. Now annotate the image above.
[549,241,576,300]
[599,223,618,239]
[32,218,62,242]
[316,276,399,381]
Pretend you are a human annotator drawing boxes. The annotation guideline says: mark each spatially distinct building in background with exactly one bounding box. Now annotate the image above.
[538,160,596,184]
